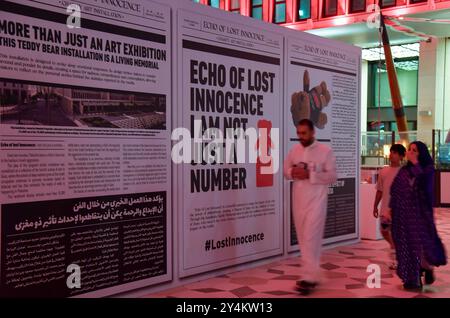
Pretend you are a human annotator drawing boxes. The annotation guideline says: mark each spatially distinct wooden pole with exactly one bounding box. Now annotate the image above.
[380,14,409,143]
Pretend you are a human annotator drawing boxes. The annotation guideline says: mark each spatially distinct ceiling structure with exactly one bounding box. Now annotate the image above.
[306,8,450,49]
[362,43,420,62]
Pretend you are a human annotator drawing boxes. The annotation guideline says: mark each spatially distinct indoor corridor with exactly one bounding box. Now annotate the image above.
[147,209,450,298]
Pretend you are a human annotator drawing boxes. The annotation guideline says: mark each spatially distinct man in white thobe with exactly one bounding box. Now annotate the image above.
[283,119,337,294]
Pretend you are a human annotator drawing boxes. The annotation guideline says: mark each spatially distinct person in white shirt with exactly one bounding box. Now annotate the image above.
[283,119,337,295]
[373,143,406,270]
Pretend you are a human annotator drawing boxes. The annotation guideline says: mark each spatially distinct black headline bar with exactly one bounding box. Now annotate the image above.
[0,1,166,44]
[290,61,356,77]
[183,39,280,65]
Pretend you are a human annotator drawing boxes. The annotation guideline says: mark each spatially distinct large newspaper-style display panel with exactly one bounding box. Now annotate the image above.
[284,32,361,251]
[0,0,171,297]
[175,4,284,277]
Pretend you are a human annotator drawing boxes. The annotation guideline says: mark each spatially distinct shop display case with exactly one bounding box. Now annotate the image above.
[434,129,450,206]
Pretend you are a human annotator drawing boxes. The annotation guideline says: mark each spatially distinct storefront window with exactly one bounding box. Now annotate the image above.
[274,0,286,24]
[368,58,419,108]
[323,0,338,17]
[297,0,311,20]
[209,0,220,8]
[230,0,240,13]
[251,0,263,20]
[350,0,366,13]
[379,0,396,8]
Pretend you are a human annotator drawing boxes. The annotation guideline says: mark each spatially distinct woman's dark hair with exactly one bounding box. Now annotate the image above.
[409,141,436,209]
[410,141,434,168]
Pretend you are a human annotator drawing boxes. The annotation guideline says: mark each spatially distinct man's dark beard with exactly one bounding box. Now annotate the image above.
[300,138,314,147]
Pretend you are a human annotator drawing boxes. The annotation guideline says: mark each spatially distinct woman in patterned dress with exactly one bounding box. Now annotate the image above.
[388,141,447,290]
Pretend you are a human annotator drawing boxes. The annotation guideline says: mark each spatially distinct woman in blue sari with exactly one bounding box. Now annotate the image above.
[389,141,447,290]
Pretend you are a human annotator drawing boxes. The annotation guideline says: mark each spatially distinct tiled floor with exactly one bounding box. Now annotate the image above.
[147,209,450,298]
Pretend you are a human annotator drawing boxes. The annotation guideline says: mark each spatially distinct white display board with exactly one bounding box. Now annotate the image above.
[175,3,284,277]
[283,31,361,251]
[0,0,172,297]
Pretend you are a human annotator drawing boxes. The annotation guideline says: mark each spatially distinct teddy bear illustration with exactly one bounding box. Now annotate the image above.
[290,70,331,129]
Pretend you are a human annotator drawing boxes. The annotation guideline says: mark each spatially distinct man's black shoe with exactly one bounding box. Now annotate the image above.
[403,282,423,291]
[296,280,317,288]
[296,280,317,295]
